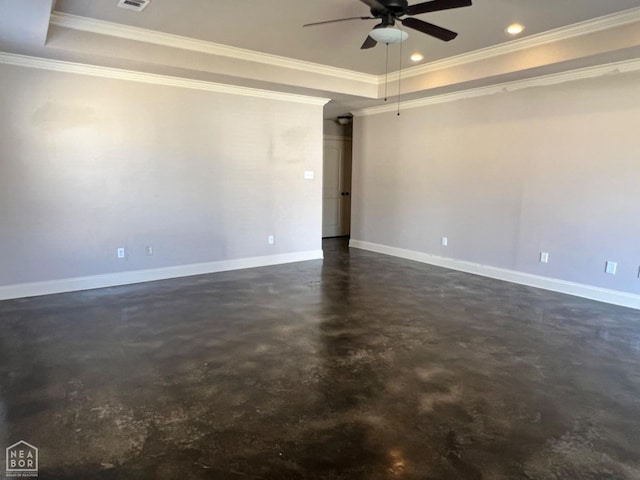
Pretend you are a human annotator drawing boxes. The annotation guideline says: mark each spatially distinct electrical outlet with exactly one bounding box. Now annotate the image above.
[441,237,448,247]
[145,246,153,256]
[540,252,549,263]
[605,261,617,275]
[117,247,125,259]
[268,235,275,245]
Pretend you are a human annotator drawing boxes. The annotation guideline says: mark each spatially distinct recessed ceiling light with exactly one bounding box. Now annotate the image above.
[410,53,424,62]
[506,23,525,35]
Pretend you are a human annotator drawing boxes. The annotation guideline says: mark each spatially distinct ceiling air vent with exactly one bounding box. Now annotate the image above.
[117,0,150,12]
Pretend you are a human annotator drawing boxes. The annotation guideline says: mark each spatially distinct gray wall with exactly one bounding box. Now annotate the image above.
[352,71,640,294]
[323,119,353,138]
[0,63,323,286]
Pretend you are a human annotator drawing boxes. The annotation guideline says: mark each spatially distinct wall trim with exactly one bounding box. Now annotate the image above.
[0,52,330,106]
[49,8,640,87]
[50,12,379,86]
[0,250,324,301]
[353,57,640,116]
[391,6,640,82]
[349,240,640,311]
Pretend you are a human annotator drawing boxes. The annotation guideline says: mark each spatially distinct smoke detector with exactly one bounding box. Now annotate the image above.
[117,0,150,12]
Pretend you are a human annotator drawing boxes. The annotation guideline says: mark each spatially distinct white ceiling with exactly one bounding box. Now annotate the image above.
[1,0,640,118]
[54,0,639,75]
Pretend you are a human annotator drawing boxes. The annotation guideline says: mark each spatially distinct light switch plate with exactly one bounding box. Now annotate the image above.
[303,171,314,180]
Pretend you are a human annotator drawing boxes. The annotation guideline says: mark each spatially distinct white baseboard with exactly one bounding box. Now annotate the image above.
[0,249,324,301]
[349,239,640,311]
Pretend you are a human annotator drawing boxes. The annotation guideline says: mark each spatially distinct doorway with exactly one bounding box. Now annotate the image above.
[322,135,352,238]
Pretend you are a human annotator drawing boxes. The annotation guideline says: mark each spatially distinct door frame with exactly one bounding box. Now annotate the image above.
[322,134,353,238]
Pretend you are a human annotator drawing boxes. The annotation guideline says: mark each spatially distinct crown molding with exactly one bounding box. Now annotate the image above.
[385,6,640,82]
[354,57,640,116]
[49,12,379,86]
[50,8,640,91]
[0,52,331,106]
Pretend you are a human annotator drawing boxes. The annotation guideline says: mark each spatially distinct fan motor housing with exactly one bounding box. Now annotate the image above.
[371,0,409,16]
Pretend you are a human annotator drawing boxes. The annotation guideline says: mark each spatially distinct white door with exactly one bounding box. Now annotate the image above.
[322,137,352,238]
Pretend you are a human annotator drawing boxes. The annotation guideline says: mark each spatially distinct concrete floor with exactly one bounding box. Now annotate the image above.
[1,238,639,479]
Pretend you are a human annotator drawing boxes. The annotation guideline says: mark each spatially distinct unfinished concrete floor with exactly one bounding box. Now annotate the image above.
[1,238,639,479]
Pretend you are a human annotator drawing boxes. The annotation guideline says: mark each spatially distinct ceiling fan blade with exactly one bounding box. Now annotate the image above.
[358,0,386,10]
[304,16,374,27]
[406,0,472,16]
[402,17,458,41]
[361,35,377,49]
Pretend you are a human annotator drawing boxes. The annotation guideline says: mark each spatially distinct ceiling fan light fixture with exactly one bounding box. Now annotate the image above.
[369,27,408,45]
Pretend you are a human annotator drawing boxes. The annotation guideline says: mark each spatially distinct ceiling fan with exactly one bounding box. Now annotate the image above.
[304,0,472,49]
